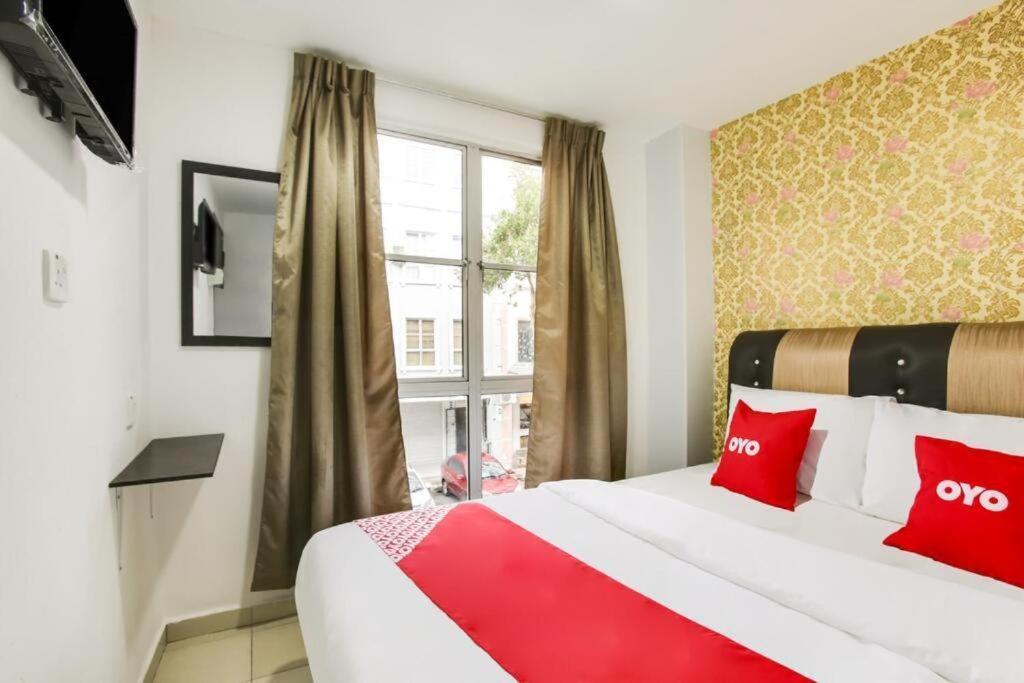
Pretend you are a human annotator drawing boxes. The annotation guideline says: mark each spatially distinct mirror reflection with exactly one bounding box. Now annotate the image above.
[184,163,279,344]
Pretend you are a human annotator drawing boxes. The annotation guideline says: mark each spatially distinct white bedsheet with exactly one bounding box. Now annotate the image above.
[296,476,1024,682]
[623,463,1023,600]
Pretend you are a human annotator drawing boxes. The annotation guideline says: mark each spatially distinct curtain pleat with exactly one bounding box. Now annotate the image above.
[526,118,628,487]
[252,53,410,591]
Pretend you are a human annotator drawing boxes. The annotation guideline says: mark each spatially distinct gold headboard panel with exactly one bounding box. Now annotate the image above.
[947,322,1024,418]
[772,327,861,395]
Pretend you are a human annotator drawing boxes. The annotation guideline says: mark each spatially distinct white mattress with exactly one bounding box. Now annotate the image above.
[622,463,1023,601]
[296,475,1024,682]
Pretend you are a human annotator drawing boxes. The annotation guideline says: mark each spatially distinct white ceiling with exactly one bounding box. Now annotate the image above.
[155,0,994,131]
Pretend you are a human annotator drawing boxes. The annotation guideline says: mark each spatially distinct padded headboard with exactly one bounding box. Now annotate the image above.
[728,322,1024,418]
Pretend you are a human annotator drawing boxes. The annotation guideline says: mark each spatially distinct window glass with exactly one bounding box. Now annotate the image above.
[382,134,539,502]
[483,271,535,376]
[481,392,531,497]
[380,135,463,259]
[386,261,462,378]
[482,155,541,266]
[400,396,467,507]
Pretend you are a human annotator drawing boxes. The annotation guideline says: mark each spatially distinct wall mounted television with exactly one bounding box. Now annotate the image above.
[193,200,225,276]
[0,0,137,166]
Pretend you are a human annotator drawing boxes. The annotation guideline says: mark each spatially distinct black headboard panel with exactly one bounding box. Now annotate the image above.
[727,322,1022,414]
[727,329,787,393]
[848,324,957,409]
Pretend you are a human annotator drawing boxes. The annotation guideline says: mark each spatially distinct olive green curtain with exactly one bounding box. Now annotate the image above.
[252,53,410,591]
[526,118,627,488]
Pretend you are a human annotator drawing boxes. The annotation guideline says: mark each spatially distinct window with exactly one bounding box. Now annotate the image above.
[452,320,463,367]
[381,132,540,502]
[482,153,540,376]
[517,320,534,364]
[405,318,435,367]
[401,397,467,507]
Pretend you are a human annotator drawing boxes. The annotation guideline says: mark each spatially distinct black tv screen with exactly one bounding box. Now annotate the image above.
[43,1,137,155]
[194,201,224,275]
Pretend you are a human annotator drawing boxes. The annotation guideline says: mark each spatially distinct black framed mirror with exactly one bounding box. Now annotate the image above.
[180,160,280,347]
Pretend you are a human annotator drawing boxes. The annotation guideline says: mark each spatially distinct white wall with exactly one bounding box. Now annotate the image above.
[643,124,714,473]
[603,123,652,477]
[143,19,294,626]
[142,17,657,626]
[0,5,165,681]
[680,126,715,465]
[214,212,274,337]
[644,127,686,471]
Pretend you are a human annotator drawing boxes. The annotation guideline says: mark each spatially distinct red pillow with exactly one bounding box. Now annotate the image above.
[884,436,1024,588]
[711,400,816,510]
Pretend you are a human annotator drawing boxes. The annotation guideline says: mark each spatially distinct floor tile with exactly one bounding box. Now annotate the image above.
[252,665,313,683]
[154,628,251,683]
[252,597,296,625]
[252,617,307,679]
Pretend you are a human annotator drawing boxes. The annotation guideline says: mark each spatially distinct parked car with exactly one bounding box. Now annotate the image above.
[440,452,521,500]
[407,467,435,509]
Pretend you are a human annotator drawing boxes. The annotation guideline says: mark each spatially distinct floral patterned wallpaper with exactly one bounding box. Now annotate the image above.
[710,1,1024,451]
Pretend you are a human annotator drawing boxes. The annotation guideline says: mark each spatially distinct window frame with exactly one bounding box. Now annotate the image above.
[381,128,539,500]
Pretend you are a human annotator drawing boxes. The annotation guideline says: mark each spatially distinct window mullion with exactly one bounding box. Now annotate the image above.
[398,380,470,399]
[480,377,534,394]
[466,144,484,500]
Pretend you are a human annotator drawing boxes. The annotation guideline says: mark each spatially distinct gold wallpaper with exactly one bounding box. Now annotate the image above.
[710,1,1024,451]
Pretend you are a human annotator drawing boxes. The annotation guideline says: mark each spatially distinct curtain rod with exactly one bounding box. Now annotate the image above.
[375,75,548,123]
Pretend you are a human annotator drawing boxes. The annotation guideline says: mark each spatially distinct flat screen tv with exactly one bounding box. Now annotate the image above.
[0,0,138,165]
[193,201,225,276]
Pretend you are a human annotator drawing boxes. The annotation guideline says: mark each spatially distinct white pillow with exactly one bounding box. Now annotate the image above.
[861,400,1024,523]
[728,385,890,509]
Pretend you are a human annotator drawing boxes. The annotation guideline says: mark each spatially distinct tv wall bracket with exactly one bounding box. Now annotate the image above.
[0,0,133,166]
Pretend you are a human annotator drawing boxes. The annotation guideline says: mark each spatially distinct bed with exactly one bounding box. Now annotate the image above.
[295,322,1024,682]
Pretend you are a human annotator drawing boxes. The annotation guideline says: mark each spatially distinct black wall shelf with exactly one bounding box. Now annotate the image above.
[109,434,224,488]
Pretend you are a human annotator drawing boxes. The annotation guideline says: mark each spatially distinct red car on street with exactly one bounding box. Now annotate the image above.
[440,452,521,500]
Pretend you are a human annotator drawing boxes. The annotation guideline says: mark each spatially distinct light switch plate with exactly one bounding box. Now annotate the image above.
[43,249,69,303]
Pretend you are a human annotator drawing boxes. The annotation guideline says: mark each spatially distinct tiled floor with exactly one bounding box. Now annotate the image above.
[154,616,311,683]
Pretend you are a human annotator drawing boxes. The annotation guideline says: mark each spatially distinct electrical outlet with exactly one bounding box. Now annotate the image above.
[43,249,69,303]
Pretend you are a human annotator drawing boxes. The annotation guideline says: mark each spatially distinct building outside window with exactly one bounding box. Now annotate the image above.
[404,230,431,255]
[517,403,532,464]
[380,132,540,506]
[517,319,534,364]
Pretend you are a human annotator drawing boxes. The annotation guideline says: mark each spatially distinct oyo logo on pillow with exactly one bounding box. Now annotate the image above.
[727,437,761,456]
[935,480,1009,512]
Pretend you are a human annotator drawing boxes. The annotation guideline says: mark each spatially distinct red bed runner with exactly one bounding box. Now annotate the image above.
[358,503,811,682]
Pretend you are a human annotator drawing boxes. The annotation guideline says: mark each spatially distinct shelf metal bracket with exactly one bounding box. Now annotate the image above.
[115,488,123,572]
